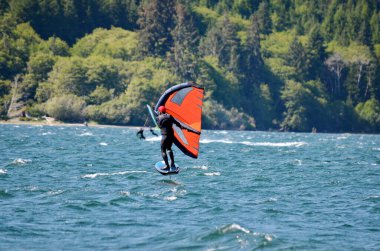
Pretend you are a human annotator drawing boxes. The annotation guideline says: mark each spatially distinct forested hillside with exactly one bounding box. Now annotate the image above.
[1,0,380,132]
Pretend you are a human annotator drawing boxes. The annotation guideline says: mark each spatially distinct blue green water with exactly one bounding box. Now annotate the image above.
[1,124,379,250]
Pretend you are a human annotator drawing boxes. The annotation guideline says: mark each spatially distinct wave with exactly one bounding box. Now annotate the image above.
[192,165,209,170]
[78,132,93,136]
[41,132,55,136]
[201,223,275,248]
[11,158,32,165]
[164,195,177,201]
[0,169,7,174]
[99,142,108,146]
[204,172,221,176]
[81,170,147,179]
[145,137,161,142]
[201,139,306,147]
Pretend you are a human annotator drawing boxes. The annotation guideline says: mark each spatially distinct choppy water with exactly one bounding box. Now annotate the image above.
[0,124,379,250]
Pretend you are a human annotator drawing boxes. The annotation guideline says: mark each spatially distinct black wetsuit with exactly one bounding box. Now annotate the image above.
[157,113,181,167]
[136,128,145,140]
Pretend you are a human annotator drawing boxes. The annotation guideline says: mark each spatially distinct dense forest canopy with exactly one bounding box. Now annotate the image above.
[0,0,380,133]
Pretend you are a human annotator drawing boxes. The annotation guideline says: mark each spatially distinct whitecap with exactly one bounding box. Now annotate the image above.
[81,170,147,179]
[47,190,64,196]
[121,191,130,196]
[164,196,177,201]
[204,172,221,176]
[145,137,161,142]
[99,142,108,146]
[242,141,307,147]
[220,223,251,234]
[79,132,93,136]
[201,139,234,144]
[200,139,306,147]
[12,158,32,165]
[0,169,7,174]
[41,132,55,136]
[193,165,208,170]
[214,131,228,135]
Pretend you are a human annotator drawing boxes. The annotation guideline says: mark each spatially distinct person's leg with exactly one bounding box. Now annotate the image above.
[161,137,170,169]
[167,138,175,167]
[168,149,174,167]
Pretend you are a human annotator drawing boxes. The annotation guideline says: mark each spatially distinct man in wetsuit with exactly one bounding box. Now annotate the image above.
[156,106,181,171]
[136,127,145,140]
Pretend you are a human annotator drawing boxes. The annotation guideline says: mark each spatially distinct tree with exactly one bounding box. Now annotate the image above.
[232,0,259,19]
[138,0,176,57]
[325,53,346,97]
[306,26,328,80]
[170,3,200,80]
[370,12,380,44]
[199,14,241,71]
[355,98,380,132]
[240,14,263,92]
[255,1,271,35]
[281,80,328,132]
[286,37,309,81]
[45,94,86,122]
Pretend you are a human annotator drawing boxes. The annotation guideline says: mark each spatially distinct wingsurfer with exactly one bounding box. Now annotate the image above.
[136,127,145,140]
[157,106,200,171]
[156,106,181,171]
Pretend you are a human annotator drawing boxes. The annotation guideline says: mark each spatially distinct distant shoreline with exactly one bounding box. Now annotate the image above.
[0,119,140,129]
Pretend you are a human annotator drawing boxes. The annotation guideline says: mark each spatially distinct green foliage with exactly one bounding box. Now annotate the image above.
[356,98,380,132]
[38,37,70,57]
[0,15,42,79]
[281,80,329,132]
[138,0,176,57]
[0,79,11,118]
[9,0,139,45]
[286,37,309,81]
[1,0,380,133]
[87,86,114,105]
[71,28,138,60]
[202,99,255,130]
[44,94,86,122]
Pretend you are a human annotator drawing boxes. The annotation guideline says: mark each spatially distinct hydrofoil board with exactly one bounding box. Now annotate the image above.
[154,161,179,175]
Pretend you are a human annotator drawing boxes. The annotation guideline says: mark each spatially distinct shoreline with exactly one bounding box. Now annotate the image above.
[0,119,140,129]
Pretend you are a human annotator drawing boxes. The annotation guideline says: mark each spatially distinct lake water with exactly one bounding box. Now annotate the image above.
[0,124,379,250]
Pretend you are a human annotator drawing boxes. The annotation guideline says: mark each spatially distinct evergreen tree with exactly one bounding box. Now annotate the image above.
[286,37,309,82]
[241,14,263,85]
[138,0,176,57]
[321,0,340,41]
[306,26,328,80]
[219,14,241,70]
[255,1,272,35]
[170,3,200,80]
[199,14,241,72]
[334,5,350,46]
[232,0,259,19]
[370,12,380,44]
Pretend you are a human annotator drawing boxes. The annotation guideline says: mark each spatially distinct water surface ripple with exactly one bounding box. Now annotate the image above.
[1,124,379,250]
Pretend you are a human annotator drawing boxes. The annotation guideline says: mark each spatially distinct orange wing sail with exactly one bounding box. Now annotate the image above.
[155,82,204,158]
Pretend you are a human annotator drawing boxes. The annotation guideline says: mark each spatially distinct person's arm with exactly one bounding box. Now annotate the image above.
[173,118,201,135]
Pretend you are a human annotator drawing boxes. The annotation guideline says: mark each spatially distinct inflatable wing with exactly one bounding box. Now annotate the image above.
[155,82,204,158]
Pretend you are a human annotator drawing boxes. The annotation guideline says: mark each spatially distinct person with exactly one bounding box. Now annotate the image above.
[136,127,145,140]
[149,127,158,136]
[156,106,186,170]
